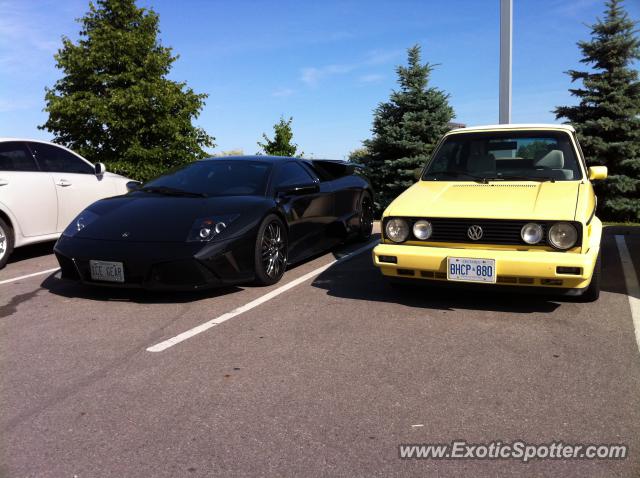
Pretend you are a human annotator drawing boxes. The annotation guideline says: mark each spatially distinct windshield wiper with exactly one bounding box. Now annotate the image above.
[423,170,490,183]
[485,175,556,183]
[139,186,207,197]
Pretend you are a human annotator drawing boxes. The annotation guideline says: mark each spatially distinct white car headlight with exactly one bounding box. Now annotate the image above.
[521,223,543,244]
[548,222,578,250]
[413,220,433,240]
[385,218,409,243]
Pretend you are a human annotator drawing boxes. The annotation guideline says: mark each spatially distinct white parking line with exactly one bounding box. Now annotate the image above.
[147,240,377,352]
[616,235,640,354]
[0,268,60,286]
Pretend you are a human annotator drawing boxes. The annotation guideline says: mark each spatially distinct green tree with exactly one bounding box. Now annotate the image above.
[257,116,302,157]
[347,147,370,164]
[40,0,214,182]
[516,141,554,161]
[212,149,244,157]
[361,45,454,212]
[555,0,640,222]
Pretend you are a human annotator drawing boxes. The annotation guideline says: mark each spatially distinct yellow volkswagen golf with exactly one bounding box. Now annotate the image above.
[372,124,608,301]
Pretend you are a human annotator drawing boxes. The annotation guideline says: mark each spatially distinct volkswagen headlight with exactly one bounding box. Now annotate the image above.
[548,222,578,250]
[521,223,543,244]
[413,220,433,240]
[385,218,409,243]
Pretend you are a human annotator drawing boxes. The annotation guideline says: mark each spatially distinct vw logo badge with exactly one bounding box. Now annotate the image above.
[121,231,130,238]
[467,225,483,241]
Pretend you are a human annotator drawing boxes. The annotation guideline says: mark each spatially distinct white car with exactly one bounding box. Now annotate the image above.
[0,138,134,268]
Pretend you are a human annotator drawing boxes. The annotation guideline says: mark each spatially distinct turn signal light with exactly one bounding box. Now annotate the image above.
[556,266,582,275]
[379,255,397,264]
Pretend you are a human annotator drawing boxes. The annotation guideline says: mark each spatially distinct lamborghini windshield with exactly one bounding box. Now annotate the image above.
[422,131,583,182]
[142,160,272,197]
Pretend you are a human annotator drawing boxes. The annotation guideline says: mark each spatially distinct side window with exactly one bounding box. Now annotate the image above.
[572,133,588,171]
[0,142,39,172]
[300,162,323,182]
[29,143,94,174]
[275,162,315,187]
[429,141,459,173]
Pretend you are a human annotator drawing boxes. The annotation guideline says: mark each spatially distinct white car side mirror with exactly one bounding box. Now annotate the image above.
[94,162,106,175]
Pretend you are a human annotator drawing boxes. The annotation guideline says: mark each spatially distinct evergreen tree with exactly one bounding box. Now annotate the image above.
[555,0,640,222]
[347,147,370,164]
[257,117,302,157]
[361,45,454,212]
[40,0,214,182]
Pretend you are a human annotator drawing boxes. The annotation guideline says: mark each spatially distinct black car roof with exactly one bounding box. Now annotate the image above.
[200,155,295,162]
[200,155,348,165]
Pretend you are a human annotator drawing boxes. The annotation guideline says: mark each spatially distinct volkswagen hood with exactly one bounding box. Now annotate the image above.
[384,181,581,221]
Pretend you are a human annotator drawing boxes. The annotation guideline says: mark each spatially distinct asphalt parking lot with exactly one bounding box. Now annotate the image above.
[1,225,640,477]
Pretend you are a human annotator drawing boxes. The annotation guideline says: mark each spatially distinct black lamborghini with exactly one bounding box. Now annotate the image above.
[54,156,373,290]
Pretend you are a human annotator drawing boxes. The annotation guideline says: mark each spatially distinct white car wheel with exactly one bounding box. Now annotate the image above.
[0,218,14,269]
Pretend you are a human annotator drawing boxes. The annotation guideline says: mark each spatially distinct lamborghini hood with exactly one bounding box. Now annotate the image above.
[385,181,581,221]
[72,194,271,242]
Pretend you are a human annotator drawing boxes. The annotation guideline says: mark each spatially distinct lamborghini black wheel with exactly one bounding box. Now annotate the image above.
[254,214,288,286]
[356,192,374,241]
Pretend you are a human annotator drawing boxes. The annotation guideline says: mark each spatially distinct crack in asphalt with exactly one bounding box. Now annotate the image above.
[3,340,151,433]
[2,301,204,433]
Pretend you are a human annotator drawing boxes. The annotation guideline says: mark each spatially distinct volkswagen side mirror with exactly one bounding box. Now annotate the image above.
[588,166,607,181]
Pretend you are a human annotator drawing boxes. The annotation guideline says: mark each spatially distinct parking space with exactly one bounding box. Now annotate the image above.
[1,227,640,477]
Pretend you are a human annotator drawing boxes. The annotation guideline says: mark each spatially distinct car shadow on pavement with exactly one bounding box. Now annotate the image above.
[8,241,56,264]
[37,235,381,305]
[40,273,243,304]
[314,251,563,314]
[602,226,640,300]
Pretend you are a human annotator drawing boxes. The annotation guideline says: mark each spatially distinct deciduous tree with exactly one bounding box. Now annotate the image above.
[41,0,214,181]
[257,117,302,157]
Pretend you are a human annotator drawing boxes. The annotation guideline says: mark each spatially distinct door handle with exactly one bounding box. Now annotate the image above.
[0,179,8,186]
[56,179,72,187]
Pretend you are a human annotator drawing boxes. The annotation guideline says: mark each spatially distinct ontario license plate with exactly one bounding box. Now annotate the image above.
[447,257,496,283]
[89,260,124,283]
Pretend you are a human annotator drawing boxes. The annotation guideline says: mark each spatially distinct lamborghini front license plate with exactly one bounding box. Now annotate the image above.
[447,257,496,283]
[89,260,125,283]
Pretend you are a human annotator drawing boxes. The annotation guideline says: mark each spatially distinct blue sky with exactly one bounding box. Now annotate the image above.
[1,0,639,159]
